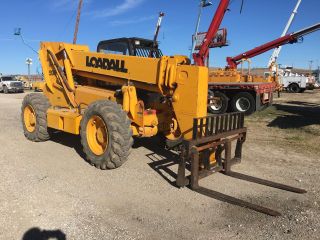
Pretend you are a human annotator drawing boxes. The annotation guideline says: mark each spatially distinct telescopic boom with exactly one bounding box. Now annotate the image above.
[226,23,320,69]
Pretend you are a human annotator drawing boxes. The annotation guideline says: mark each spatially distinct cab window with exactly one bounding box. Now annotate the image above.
[98,41,129,55]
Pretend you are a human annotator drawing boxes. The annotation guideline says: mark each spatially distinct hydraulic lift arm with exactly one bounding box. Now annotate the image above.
[152,12,165,49]
[226,23,320,69]
[149,12,165,57]
[193,0,230,66]
[268,0,302,67]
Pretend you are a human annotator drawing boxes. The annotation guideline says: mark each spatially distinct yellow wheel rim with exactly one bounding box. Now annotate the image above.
[24,105,36,133]
[86,115,108,156]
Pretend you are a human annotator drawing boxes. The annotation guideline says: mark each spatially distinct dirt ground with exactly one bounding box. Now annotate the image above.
[0,90,319,240]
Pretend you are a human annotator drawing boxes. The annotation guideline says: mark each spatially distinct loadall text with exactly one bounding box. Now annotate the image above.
[86,56,128,73]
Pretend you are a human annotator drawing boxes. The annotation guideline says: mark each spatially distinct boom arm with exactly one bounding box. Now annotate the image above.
[193,0,230,66]
[226,22,320,69]
[152,12,165,48]
[150,12,165,57]
[268,0,302,67]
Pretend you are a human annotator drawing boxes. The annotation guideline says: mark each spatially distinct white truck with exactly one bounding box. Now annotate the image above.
[0,75,24,94]
[280,75,307,93]
[279,68,312,93]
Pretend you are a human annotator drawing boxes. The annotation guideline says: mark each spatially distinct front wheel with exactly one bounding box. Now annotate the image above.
[288,83,300,93]
[80,100,133,170]
[21,93,51,142]
[207,91,228,114]
[231,92,256,115]
[3,86,8,94]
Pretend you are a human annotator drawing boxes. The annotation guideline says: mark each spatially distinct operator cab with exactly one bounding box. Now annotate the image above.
[97,37,163,58]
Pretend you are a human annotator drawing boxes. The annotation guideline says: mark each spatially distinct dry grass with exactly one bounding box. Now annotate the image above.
[246,91,320,155]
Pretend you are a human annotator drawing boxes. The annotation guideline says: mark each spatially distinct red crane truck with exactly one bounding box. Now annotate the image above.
[193,0,320,115]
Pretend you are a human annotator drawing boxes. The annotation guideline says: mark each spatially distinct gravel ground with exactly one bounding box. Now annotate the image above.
[0,90,319,240]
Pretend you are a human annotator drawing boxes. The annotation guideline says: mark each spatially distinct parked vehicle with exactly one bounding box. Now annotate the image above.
[279,68,309,93]
[30,81,45,92]
[0,76,24,93]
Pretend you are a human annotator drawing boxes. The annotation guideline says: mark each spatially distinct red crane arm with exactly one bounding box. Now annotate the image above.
[193,0,230,66]
[226,22,320,69]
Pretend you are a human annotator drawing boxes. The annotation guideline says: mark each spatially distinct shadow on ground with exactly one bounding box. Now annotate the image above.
[132,138,298,217]
[267,101,320,129]
[22,227,66,240]
[133,137,181,187]
[49,131,87,161]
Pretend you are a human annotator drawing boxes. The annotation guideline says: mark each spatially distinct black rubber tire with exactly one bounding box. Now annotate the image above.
[3,86,8,94]
[21,93,51,142]
[288,83,300,93]
[231,92,256,115]
[207,90,228,114]
[80,100,133,170]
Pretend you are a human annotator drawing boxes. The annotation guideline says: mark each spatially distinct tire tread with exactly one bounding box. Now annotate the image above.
[80,100,133,170]
[21,93,51,142]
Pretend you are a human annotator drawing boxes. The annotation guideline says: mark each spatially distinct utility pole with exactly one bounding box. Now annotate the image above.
[73,0,83,44]
[26,58,32,81]
[309,60,313,72]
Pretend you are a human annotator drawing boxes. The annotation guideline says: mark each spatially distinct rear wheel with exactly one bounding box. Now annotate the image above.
[288,83,300,93]
[231,92,255,115]
[3,86,8,94]
[21,93,51,141]
[207,91,228,114]
[80,100,133,170]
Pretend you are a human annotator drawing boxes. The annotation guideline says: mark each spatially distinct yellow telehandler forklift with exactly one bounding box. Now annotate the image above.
[21,1,306,216]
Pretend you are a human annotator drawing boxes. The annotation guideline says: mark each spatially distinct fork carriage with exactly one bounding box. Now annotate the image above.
[175,113,306,216]
[176,112,246,189]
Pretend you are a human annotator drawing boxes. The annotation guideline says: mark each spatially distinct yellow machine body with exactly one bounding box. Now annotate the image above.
[39,42,208,140]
